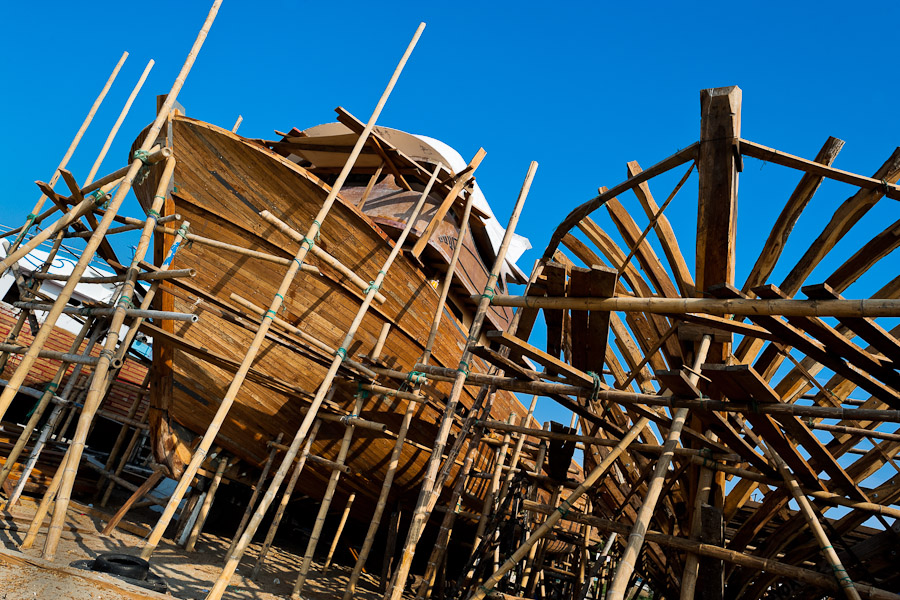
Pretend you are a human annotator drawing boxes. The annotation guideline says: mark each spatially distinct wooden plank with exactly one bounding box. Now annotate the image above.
[626,160,696,298]
[411,148,485,258]
[696,86,741,297]
[568,265,616,375]
[543,261,568,364]
[803,283,900,364]
[825,216,900,292]
[742,137,845,293]
[779,147,900,296]
[739,138,900,200]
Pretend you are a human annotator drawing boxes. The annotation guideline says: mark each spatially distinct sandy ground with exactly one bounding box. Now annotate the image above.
[0,497,395,600]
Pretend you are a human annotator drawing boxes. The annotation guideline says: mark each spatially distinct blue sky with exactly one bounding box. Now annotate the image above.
[1,2,898,438]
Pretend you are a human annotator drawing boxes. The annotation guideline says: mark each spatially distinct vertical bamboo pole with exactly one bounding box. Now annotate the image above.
[19,443,69,549]
[387,161,537,600]
[322,492,356,574]
[226,432,283,556]
[83,59,155,186]
[6,51,127,256]
[231,115,243,133]
[345,190,477,600]
[292,393,366,597]
[467,415,650,600]
[0,317,92,494]
[605,335,711,600]
[515,422,550,597]
[185,456,228,552]
[143,25,424,569]
[251,420,322,580]
[679,434,717,598]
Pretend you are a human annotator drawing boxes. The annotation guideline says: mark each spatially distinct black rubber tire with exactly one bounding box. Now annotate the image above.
[91,553,150,581]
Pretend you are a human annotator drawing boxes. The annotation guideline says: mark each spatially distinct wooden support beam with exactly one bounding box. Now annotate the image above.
[568,265,617,375]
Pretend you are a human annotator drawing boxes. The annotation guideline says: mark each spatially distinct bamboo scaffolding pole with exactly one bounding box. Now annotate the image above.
[343,391,422,599]
[37,0,222,554]
[679,434,716,599]
[605,335,711,599]
[141,29,424,576]
[30,267,192,283]
[408,364,900,422]
[357,164,384,210]
[466,415,649,600]
[0,317,93,494]
[226,433,283,556]
[159,226,320,273]
[761,439,862,599]
[478,294,900,318]
[515,422,551,597]
[185,457,228,552]
[387,161,537,600]
[84,59,155,186]
[0,343,101,366]
[250,420,322,580]
[12,301,198,322]
[40,157,180,559]
[292,392,366,597]
[6,51,127,256]
[345,190,476,600]
[259,210,388,304]
[20,444,68,549]
[322,492,356,574]
[231,115,243,133]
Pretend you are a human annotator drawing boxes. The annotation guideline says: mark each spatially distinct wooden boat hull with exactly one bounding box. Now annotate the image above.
[133,117,531,507]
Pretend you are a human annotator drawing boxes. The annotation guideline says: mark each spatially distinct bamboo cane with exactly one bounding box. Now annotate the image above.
[605,335,711,600]
[322,492,356,574]
[30,267,192,282]
[466,415,650,600]
[12,301,197,322]
[185,457,228,552]
[760,440,863,599]
[388,161,537,600]
[143,26,424,572]
[293,392,366,596]
[0,317,92,494]
[6,51,127,256]
[38,0,222,554]
[19,442,69,549]
[250,420,322,580]
[226,433,283,556]
[680,430,717,599]
[231,115,243,133]
[478,294,900,318]
[345,188,475,600]
[259,210,388,304]
[83,59,154,186]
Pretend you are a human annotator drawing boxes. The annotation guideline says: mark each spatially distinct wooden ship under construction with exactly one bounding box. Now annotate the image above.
[1,4,899,600]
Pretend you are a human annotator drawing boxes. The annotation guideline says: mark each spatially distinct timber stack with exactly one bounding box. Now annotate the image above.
[1,3,898,600]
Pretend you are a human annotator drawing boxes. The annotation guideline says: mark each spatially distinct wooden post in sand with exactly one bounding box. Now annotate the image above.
[292,393,366,596]
[251,420,322,580]
[185,456,229,552]
[226,433,283,556]
[387,161,538,600]
[5,51,127,256]
[141,25,424,573]
[344,190,478,600]
[322,492,356,574]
